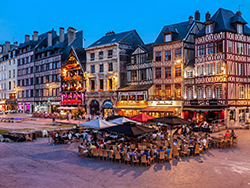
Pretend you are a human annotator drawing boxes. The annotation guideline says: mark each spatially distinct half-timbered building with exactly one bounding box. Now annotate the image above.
[151,12,203,118]
[183,8,250,127]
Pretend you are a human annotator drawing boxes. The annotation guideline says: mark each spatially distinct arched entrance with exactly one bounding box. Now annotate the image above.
[89,100,100,115]
[101,100,113,117]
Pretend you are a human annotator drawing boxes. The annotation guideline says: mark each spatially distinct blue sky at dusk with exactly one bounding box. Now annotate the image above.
[0,0,249,47]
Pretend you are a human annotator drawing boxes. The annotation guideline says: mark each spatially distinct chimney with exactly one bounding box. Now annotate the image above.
[206,11,211,21]
[195,10,200,21]
[189,16,193,24]
[48,31,52,46]
[236,11,242,16]
[25,35,30,42]
[106,31,115,36]
[3,41,10,55]
[59,27,65,42]
[33,31,38,41]
[67,27,76,45]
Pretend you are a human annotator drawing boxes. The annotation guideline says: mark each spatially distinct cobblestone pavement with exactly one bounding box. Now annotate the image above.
[0,130,250,188]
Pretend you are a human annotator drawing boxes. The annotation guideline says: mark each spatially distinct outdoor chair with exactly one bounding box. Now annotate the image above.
[165,149,172,162]
[204,140,209,151]
[102,150,108,160]
[141,155,150,166]
[132,155,139,166]
[180,144,189,157]
[124,153,130,165]
[92,148,99,158]
[228,137,233,148]
[78,146,84,157]
[173,146,179,158]
[108,151,114,161]
[194,144,200,156]
[115,151,121,163]
[233,136,238,147]
[158,151,165,163]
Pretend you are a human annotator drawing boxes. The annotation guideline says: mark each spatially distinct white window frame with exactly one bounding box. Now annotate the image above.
[206,24,213,34]
[237,24,243,34]
[238,63,243,76]
[237,43,244,55]
[164,34,171,42]
[239,85,244,99]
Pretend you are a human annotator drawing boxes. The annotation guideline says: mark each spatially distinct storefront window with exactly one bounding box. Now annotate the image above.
[137,95,144,101]
[121,95,127,101]
[230,110,235,122]
[239,109,245,122]
[129,95,135,100]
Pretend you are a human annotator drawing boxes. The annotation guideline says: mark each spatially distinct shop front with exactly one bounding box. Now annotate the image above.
[18,102,33,113]
[61,92,85,106]
[6,99,17,111]
[0,100,6,111]
[101,100,114,117]
[142,101,182,118]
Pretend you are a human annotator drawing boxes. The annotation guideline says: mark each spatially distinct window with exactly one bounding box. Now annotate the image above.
[26,68,29,74]
[175,84,181,99]
[52,89,56,96]
[108,62,113,71]
[187,71,193,78]
[52,62,56,69]
[99,79,103,90]
[18,59,20,65]
[91,65,95,73]
[9,81,11,90]
[108,79,113,90]
[228,41,233,53]
[45,89,49,97]
[131,70,137,82]
[26,90,29,98]
[155,68,161,79]
[108,50,113,58]
[175,48,182,59]
[56,88,59,96]
[30,67,33,73]
[206,86,213,99]
[30,78,33,85]
[40,89,43,97]
[22,80,24,86]
[56,62,60,68]
[206,63,213,75]
[46,64,50,70]
[215,85,222,98]
[52,75,56,82]
[198,45,205,56]
[141,54,146,63]
[35,77,39,84]
[99,51,103,59]
[99,64,104,72]
[237,43,244,55]
[206,43,213,55]
[165,51,171,61]
[36,66,39,73]
[91,80,95,90]
[56,75,60,82]
[239,85,244,99]
[175,66,181,77]
[155,52,161,61]
[31,56,33,62]
[36,90,39,97]
[40,77,44,84]
[30,90,33,97]
[164,34,171,42]
[187,87,193,100]
[165,85,171,97]
[46,76,50,83]
[91,53,95,61]
[215,41,223,53]
[9,61,11,66]
[237,24,243,34]
[206,24,213,34]
[238,63,243,76]
[26,57,29,63]
[26,79,29,86]
[165,67,171,78]
[22,91,24,98]
[18,70,21,76]
[9,70,11,78]
[197,87,203,99]
[215,62,222,75]
[18,80,20,86]
[141,69,146,81]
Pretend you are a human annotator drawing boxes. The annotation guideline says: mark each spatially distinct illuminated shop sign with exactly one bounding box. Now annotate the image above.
[61,92,84,105]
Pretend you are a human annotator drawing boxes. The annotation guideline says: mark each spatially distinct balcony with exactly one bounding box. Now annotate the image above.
[148,95,182,101]
[184,99,226,106]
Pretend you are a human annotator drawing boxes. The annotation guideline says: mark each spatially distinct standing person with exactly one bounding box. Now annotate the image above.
[52,113,55,124]
[66,112,69,121]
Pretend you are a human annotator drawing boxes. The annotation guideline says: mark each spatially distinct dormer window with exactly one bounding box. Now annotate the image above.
[237,24,243,34]
[206,24,213,34]
[164,34,171,42]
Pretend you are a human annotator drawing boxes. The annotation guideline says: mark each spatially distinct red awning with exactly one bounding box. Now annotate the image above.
[129,114,155,123]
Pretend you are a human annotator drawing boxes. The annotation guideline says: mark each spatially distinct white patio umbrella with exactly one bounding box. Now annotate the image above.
[79,119,117,129]
[109,117,141,125]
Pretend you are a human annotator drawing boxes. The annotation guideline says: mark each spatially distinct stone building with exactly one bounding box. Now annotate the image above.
[85,30,144,116]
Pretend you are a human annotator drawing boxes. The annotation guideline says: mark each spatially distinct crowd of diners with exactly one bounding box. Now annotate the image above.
[74,127,238,165]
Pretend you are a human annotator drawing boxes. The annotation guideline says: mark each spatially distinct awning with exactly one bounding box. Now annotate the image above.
[113,106,144,110]
[183,108,222,112]
[141,107,178,113]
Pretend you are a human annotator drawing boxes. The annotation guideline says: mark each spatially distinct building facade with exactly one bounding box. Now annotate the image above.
[85,30,144,116]
[115,44,154,117]
[151,12,203,118]
[183,8,250,127]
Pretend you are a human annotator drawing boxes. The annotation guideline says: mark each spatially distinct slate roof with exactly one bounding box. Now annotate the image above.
[154,21,194,45]
[88,30,143,48]
[196,8,250,37]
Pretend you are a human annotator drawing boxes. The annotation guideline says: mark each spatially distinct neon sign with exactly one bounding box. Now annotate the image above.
[61,92,85,105]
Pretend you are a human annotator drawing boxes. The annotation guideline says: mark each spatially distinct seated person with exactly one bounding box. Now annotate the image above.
[230,130,236,139]
[131,149,137,160]
[165,146,171,157]
[225,130,231,138]
[157,146,164,153]
[79,142,85,149]
[141,149,149,161]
